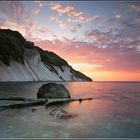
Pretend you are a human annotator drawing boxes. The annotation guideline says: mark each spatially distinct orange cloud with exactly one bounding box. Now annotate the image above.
[50,2,61,10]
[50,2,101,28]
[59,20,66,29]
[57,6,74,14]
[50,2,79,16]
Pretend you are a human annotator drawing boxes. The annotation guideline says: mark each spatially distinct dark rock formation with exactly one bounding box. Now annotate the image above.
[37,83,71,99]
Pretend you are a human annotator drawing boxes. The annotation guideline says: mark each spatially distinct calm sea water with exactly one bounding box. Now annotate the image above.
[0,82,140,138]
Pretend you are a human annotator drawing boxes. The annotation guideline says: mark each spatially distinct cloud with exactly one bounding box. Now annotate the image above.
[38,27,49,33]
[33,1,45,14]
[0,1,27,24]
[50,2,101,30]
[49,16,67,29]
[113,11,122,19]
[50,2,61,10]
[0,1,50,41]
[70,24,81,33]
[49,16,58,21]
[108,12,122,23]
[71,26,77,33]
[92,15,101,22]
[108,13,140,45]
[85,29,111,42]
[33,1,44,7]
[128,5,140,12]
[58,6,74,14]
[35,36,140,73]
[35,13,140,73]
[59,20,66,29]
[50,2,85,24]
[50,2,79,16]
[114,14,122,19]
[33,8,40,14]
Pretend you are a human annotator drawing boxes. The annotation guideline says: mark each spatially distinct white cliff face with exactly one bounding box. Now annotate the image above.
[0,48,61,81]
[0,48,85,81]
[53,66,83,81]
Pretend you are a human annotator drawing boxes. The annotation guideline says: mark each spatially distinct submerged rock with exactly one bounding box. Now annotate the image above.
[49,108,76,119]
[37,83,71,99]
[31,108,36,112]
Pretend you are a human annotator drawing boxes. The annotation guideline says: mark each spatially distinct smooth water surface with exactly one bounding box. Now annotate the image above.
[0,82,140,138]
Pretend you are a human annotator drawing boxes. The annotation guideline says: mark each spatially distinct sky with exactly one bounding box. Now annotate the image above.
[0,1,140,81]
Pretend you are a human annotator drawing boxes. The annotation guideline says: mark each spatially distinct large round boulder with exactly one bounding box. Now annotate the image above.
[37,83,71,99]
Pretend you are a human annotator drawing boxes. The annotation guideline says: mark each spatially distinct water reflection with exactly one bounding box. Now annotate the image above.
[0,82,140,138]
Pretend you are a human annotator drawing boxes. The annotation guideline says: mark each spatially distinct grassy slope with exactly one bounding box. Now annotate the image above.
[0,29,26,65]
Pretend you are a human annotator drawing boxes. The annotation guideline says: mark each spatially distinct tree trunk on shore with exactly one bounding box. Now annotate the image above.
[0,97,93,111]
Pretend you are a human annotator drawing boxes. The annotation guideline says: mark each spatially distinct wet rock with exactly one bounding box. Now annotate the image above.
[37,83,71,99]
[49,108,76,119]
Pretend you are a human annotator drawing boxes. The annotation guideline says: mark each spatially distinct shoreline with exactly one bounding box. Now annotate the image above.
[0,81,140,83]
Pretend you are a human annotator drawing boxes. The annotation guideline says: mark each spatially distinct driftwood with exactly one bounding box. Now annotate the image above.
[0,97,35,102]
[0,97,93,111]
[0,97,46,111]
[45,98,93,107]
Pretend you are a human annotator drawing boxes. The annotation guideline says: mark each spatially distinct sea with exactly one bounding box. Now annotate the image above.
[0,81,140,139]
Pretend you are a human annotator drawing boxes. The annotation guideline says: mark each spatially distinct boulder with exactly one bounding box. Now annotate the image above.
[49,108,76,119]
[37,83,71,99]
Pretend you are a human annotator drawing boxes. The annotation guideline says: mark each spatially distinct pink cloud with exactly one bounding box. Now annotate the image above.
[0,1,50,41]
[50,2,80,16]
[50,2,101,28]
[128,5,140,12]
[38,27,48,33]
[0,1,27,24]
[35,38,140,73]
[35,18,140,73]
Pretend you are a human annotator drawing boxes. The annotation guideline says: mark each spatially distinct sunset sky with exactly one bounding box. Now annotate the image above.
[0,1,140,81]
